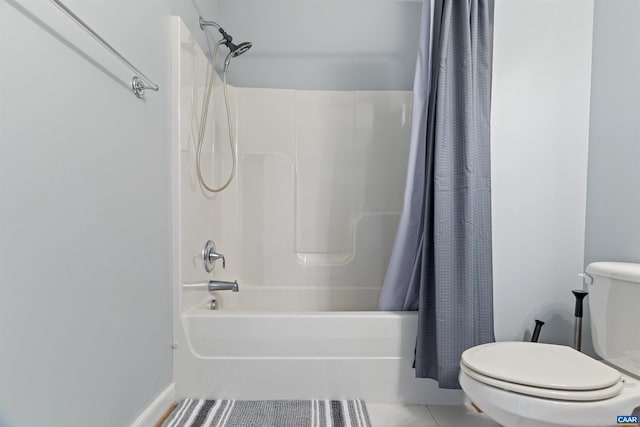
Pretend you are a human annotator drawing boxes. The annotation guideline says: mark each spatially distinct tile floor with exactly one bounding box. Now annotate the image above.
[366,401,501,427]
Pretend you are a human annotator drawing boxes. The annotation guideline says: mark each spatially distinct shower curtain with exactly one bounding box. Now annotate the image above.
[379,0,495,389]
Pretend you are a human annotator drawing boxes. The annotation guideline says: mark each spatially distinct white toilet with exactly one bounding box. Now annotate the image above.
[460,262,640,427]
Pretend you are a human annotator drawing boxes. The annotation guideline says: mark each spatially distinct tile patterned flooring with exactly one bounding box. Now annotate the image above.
[367,402,501,427]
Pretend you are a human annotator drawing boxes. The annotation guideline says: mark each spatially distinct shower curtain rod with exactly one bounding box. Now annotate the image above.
[50,0,159,99]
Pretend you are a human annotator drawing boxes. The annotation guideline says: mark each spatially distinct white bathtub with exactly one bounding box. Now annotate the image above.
[173,287,463,404]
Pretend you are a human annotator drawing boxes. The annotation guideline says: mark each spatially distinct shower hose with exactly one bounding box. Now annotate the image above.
[195,37,236,193]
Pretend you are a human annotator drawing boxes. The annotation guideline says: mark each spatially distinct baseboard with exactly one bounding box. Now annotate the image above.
[131,383,176,427]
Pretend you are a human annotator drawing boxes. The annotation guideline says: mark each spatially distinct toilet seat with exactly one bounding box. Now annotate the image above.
[460,363,623,401]
[461,342,624,401]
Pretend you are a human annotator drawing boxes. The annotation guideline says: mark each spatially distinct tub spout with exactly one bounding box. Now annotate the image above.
[208,280,239,293]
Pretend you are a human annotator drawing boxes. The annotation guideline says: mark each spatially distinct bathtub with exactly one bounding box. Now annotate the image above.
[173,286,463,404]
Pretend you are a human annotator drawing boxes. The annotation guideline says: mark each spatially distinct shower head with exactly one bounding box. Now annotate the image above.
[200,17,252,72]
[228,41,253,57]
[224,41,253,72]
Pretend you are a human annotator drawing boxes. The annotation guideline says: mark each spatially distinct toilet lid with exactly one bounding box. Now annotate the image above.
[461,342,621,391]
[460,363,624,401]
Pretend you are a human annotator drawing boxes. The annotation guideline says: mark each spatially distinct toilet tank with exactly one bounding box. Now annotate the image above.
[587,262,640,377]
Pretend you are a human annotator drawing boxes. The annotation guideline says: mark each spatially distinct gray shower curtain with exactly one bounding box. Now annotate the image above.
[379,0,495,389]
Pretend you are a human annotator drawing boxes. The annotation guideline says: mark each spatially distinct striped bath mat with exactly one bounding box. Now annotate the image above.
[161,399,371,427]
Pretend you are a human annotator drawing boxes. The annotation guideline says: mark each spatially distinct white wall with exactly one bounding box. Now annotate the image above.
[585,0,640,265]
[0,1,215,426]
[581,0,640,358]
[216,0,422,90]
[491,0,594,345]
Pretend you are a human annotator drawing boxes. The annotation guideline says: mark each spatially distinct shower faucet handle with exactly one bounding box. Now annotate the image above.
[202,240,225,272]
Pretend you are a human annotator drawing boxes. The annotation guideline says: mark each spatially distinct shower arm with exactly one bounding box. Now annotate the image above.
[199,18,233,43]
[199,17,221,31]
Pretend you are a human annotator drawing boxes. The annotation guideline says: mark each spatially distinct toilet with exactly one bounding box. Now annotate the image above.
[460,262,640,427]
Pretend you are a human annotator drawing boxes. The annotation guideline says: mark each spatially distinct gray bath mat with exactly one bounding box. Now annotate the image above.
[161,399,372,427]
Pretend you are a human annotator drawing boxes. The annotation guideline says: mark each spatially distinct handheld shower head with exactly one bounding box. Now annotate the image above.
[200,17,252,72]
[223,41,253,72]
[229,41,253,57]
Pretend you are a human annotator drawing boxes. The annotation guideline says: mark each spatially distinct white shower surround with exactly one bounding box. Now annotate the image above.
[170,18,461,403]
